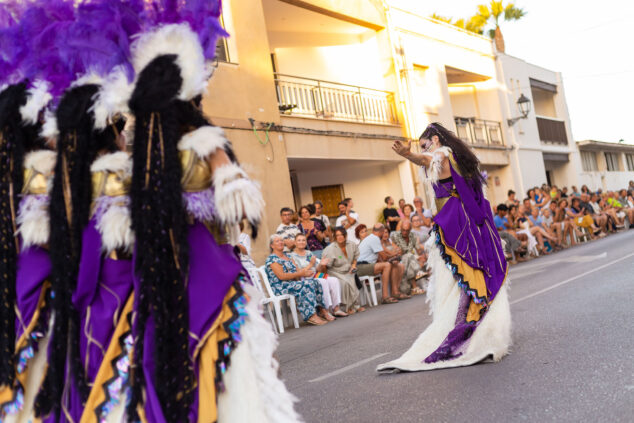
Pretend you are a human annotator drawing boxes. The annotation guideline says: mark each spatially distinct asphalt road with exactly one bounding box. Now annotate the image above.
[275,229,634,423]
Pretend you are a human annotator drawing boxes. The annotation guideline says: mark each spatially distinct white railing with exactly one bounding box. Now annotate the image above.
[274,73,398,125]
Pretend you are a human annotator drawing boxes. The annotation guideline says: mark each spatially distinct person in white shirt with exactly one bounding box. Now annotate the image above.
[335,200,360,244]
[237,221,256,269]
[313,200,332,242]
[356,223,405,304]
[276,207,301,251]
[411,196,433,228]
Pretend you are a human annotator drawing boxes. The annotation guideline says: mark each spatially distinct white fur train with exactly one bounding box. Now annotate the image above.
[218,284,302,423]
[213,163,264,244]
[177,126,228,158]
[90,151,132,175]
[19,80,52,125]
[24,150,56,175]
[376,238,512,372]
[131,23,210,101]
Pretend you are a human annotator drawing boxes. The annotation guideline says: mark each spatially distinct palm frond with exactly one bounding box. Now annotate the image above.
[453,18,465,29]
[430,13,454,24]
[490,1,504,18]
[504,4,526,21]
[466,15,487,34]
[477,4,491,19]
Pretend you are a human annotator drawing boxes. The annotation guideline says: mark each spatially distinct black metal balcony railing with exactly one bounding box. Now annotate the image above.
[454,117,504,147]
[274,73,398,125]
[536,116,568,145]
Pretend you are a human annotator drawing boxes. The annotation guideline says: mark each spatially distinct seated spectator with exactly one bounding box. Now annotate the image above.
[290,234,345,318]
[297,204,327,258]
[561,187,569,198]
[522,197,532,211]
[529,207,562,251]
[411,214,431,245]
[314,200,333,242]
[567,197,601,238]
[411,196,433,227]
[494,204,526,261]
[581,193,609,233]
[534,188,550,209]
[397,198,406,219]
[276,207,301,251]
[554,199,576,246]
[571,186,581,197]
[237,221,256,270]
[355,224,368,242]
[509,205,539,254]
[396,203,414,231]
[265,235,329,326]
[506,189,519,207]
[517,204,558,254]
[335,200,360,244]
[606,191,629,226]
[357,223,405,304]
[383,196,401,232]
[321,227,364,314]
[540,207,568,248]
[390,220,426,295]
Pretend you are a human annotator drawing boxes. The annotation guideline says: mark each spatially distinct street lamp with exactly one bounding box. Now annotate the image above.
[507,93,531,126]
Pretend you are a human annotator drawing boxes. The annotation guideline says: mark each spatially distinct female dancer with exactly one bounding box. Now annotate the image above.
[378,122,511,372]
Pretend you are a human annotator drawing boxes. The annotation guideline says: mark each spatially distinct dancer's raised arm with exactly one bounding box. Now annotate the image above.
[392,139,432,167]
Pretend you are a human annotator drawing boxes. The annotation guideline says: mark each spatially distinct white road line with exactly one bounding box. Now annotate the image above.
[511,251,634,305]
[309,352,389,383]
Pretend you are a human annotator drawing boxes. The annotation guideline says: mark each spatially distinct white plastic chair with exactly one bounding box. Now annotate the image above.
[358,275,382,306]
[257,266,300,334]
[246,267,279,334]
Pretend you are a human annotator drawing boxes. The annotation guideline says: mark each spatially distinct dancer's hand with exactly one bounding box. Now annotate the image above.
[392,140,411,158]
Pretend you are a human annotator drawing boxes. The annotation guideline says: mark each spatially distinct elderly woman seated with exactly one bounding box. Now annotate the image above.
[265,234,330,326]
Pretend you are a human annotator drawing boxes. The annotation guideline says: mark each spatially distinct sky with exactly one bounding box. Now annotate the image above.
[392,0,634,144]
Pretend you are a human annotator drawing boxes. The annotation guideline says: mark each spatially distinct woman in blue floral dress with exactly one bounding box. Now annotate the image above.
[266,235,330,326]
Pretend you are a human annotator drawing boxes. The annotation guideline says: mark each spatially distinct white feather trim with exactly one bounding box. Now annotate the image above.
[177,126,228,158]
[377,239,511,373]
[40,109,59,140]
[24,150,56,175]
[91,67,134,130]
[20,80,52,125]
[90,151,132,175]
[213,164,264,244]
[217,284,302,423]
[96,200,135,254]
[131,23,210,101]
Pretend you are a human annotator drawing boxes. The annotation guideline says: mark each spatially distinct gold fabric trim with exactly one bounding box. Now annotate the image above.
[0,281,50,406]
[179,149,212,193]
[80,293,134,423]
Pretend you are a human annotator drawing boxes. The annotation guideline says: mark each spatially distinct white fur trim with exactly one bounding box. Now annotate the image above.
[24,150,56,176]
[71,72,104,88]
[91,67,134,130]
[131,23,210,101]
[424,146,452,184]
[177,126,228,159]
[40,108,59,140]
[17,195,51,249]
[376,239,511,372]
[96,200,135,254]
[90,151,132,175]
[20,80,52,125]
[218,284,302,423]
[213,164,264,244]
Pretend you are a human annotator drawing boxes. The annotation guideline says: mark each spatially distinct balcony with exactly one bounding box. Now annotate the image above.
[536,116,568,145]
[274,74,398,125]
[454,117,504,147]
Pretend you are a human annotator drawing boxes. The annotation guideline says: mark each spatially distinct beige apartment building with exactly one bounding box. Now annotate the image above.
[204,0,581,263]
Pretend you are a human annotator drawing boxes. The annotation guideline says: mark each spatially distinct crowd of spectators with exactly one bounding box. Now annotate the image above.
[244,181,633,325]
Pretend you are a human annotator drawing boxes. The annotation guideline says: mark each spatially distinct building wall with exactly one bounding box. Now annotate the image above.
[295,161,405,225]
[203,0,295,264]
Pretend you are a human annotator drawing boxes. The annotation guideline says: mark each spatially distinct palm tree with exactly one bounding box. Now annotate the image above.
[469,1,526,53]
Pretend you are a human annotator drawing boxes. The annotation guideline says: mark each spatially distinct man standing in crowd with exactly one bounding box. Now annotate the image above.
[336,199,360,243]
[276,207,301,251]
[357,224,405,304]
[314,200,332,242]
[411,196,433,227]
[382,196,401,233]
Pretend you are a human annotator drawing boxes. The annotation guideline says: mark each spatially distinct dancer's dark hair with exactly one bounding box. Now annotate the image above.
[35,83,120,417]
[420,122,486,186]
[127,54,194,423]
[0,83,47,387]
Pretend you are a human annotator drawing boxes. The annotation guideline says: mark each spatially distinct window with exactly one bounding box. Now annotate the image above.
[626,154,634,171]
[311,185,345,217]
[604,152,620,172]
[580,151,597,172]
